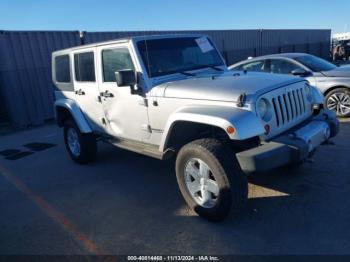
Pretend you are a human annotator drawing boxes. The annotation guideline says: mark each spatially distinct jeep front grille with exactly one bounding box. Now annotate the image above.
[259,81,313,139]
[271,87,307,127]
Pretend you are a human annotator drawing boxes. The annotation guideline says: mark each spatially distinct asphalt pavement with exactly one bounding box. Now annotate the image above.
[0,120,349,255]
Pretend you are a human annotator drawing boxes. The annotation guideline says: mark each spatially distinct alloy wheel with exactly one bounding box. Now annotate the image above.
[327,92,350,116]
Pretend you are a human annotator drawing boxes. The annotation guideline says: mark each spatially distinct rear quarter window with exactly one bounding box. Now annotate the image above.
[55,55,71,83]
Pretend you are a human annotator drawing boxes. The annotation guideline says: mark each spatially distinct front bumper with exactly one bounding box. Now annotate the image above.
[236,110,339,174]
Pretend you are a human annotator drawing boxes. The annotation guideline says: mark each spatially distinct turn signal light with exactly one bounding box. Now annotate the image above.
[226,126,235,134]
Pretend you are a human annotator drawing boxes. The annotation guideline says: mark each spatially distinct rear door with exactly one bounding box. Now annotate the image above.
[72,48,106,133]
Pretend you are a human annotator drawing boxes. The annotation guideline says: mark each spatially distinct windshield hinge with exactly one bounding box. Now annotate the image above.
[138,98,148,107]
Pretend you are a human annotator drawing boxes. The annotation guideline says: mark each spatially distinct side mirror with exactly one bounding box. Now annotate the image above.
[291,68,311,77]
[115,69,136,86]
[115,69,140,95]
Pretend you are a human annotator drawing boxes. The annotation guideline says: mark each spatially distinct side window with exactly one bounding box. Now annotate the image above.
[55,55,70,83]
[102,48,135,82]
[270,59,300,74]
[74,52,96,82]
[241,60,265,72]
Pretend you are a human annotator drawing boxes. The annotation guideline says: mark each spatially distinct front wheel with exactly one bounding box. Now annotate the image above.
[325,88,350,117]
[63,119,97,164]
[175,139,248,221]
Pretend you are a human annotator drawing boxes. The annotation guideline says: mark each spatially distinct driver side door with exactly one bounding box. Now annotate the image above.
[96,43,150,142]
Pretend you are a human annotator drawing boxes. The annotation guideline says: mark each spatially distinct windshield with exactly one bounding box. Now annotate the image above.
[294,55,336,72]
[137,37,225,77]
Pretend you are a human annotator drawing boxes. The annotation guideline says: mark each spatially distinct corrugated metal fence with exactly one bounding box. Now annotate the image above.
[0,31,80,127]
[260,30,330,59]
[0,29,331,127]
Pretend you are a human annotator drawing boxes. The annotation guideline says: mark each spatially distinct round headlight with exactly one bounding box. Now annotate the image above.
[304,84,313,102]
[257,98,272,122]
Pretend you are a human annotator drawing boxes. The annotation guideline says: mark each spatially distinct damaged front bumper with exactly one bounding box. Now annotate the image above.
[236,110,339,174]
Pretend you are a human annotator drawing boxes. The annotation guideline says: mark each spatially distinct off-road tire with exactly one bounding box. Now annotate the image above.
[63,119,97,164]
[175,138,248,221]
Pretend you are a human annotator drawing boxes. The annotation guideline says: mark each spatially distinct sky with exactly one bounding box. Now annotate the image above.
[1,0,349,34]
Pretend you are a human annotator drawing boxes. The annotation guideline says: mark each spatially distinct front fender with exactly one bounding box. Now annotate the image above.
[54,99,92,133]
[160,105,265,151]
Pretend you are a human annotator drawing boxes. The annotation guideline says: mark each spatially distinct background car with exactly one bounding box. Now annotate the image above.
[229,53,350,117]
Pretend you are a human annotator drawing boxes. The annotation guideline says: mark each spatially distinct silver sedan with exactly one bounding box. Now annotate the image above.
[229,53,350,117]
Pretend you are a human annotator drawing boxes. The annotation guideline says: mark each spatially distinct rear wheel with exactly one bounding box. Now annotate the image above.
[175,138,248,221]
[325,88,350,117]
[63,119,97,164]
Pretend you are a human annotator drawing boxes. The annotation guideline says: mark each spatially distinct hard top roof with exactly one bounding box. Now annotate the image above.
[53,34,205,54]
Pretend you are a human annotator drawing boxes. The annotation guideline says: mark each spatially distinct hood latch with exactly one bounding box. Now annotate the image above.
[237,93,246,107]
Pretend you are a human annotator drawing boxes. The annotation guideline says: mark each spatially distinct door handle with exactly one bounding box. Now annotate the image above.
[75,89,85,95]
[100,90,114,98]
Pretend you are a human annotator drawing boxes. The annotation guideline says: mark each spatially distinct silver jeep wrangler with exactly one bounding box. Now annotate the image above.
[52,35,339,221]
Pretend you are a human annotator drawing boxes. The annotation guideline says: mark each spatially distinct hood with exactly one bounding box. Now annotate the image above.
[157,72,304,102]
[322,64,350,77]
